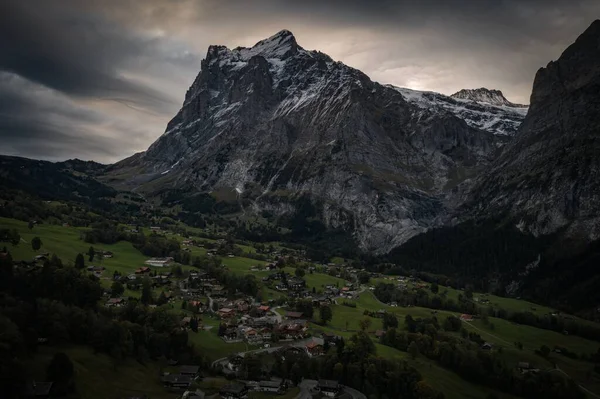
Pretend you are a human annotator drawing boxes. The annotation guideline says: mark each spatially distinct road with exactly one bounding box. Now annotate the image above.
[210,337,315,370]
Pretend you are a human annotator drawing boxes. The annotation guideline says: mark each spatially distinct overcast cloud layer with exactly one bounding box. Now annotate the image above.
[0,0,598,163]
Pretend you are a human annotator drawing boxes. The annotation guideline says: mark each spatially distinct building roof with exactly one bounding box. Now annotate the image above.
[286,311,303,318]
[306,341,323,350]
[318,379,340,389]
[258,305,270,311]
[180,365,200,374]
[219,307,234,313]
[259,380,283,388]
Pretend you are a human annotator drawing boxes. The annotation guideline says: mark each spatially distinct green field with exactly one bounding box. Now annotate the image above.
[24,346,176,399]
[187,328,252,362]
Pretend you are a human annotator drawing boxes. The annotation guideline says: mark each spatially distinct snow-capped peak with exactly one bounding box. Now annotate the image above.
[451,88,526,108]
[236,29,300,61]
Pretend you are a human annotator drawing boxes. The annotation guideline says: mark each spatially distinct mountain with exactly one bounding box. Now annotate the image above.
[0,155,114,201]
[387,20,600,312]
[104,30,519,252]
[394,87,527,137]
[464,19,600,241]
[451,88,526,108]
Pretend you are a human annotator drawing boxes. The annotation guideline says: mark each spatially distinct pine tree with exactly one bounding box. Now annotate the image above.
[75,253,85,269]
[31,237,42,251]
[190,317,199,332]
[141,277,153,305]
[88,246,95,262]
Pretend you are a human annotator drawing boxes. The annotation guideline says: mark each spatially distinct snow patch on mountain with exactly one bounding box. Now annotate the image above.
[393,86,528,137]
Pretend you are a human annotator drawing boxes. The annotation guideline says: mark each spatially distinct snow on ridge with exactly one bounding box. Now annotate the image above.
[391,85,527,136]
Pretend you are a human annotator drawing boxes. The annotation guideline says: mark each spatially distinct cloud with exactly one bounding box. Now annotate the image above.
[0,0,598,162]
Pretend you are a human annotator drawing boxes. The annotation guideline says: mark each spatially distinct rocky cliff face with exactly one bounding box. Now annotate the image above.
[106,30,527,252]
[463,20,600,242]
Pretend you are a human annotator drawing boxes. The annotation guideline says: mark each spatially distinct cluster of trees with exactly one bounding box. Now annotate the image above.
[0,251,205,397]
[374,283,478,315]
[192,254,260,298]
[378,315,585,399]
[0,228,20,246]
[237,331,443,399]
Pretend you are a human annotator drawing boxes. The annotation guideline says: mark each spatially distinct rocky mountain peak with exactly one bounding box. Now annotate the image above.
[451,88,525,108]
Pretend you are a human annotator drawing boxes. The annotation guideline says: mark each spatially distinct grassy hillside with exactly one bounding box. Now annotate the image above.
[24,346,176,399]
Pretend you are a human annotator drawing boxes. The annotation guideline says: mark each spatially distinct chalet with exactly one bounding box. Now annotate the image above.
[258,380,286,394]
[222,328,240,341]
[218,308,236,318]
[460,314,474,322]
[183,389,206,399]
[162,374,193,389]
[211,286,227,297]
[153,275,171,286]
[150,226,161,232]
[375,330,386,338]
[181,317,192,328]
[286,311,304,319]
[234,299,250,312]
[260,328,272,341]
[227,354,244,371]
[321,331,339,345]
[287,277,306,290]
[145,257,173,267]
[317,380,340,397]
[25,382,53,398]
[257,305,270,314]
[100,250,113,258]
[106,298,125,307]
[135,266,151,274]
[306,340,325,357]
[179,365,200,379]
[481,342,493,350]
[182,240,195,246]
[219,383,248,399]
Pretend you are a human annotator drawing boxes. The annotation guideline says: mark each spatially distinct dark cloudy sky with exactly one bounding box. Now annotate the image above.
[1,0,598,163]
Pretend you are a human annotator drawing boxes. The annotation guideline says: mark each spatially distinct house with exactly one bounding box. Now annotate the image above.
[481,342,493,350]
[244,329,262,344]
[179,365,200,379]
[222,328,239,341]
[218,308,236,318]
[286,311,304,319]
[460,314,474,322]
[162,374,193,389]
[211,286,227,297]
[183,389,206,399]
[257,305,270,314]
[150,226,161,232]
[219,383,248,399]
[181,317,192,328]
[317,380,340,397]
[258,380,286,394]
[305,340,325,357]
[375,330,385,339]
[106,298,125,307]
[135,266,151,274]
[321,332,339,345]
[144,257,173,267]
[25,382,53,398]
[287,277,306,290]
[227,354,244,371]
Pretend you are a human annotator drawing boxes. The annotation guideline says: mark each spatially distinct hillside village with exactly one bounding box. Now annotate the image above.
[2,217,600,399]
